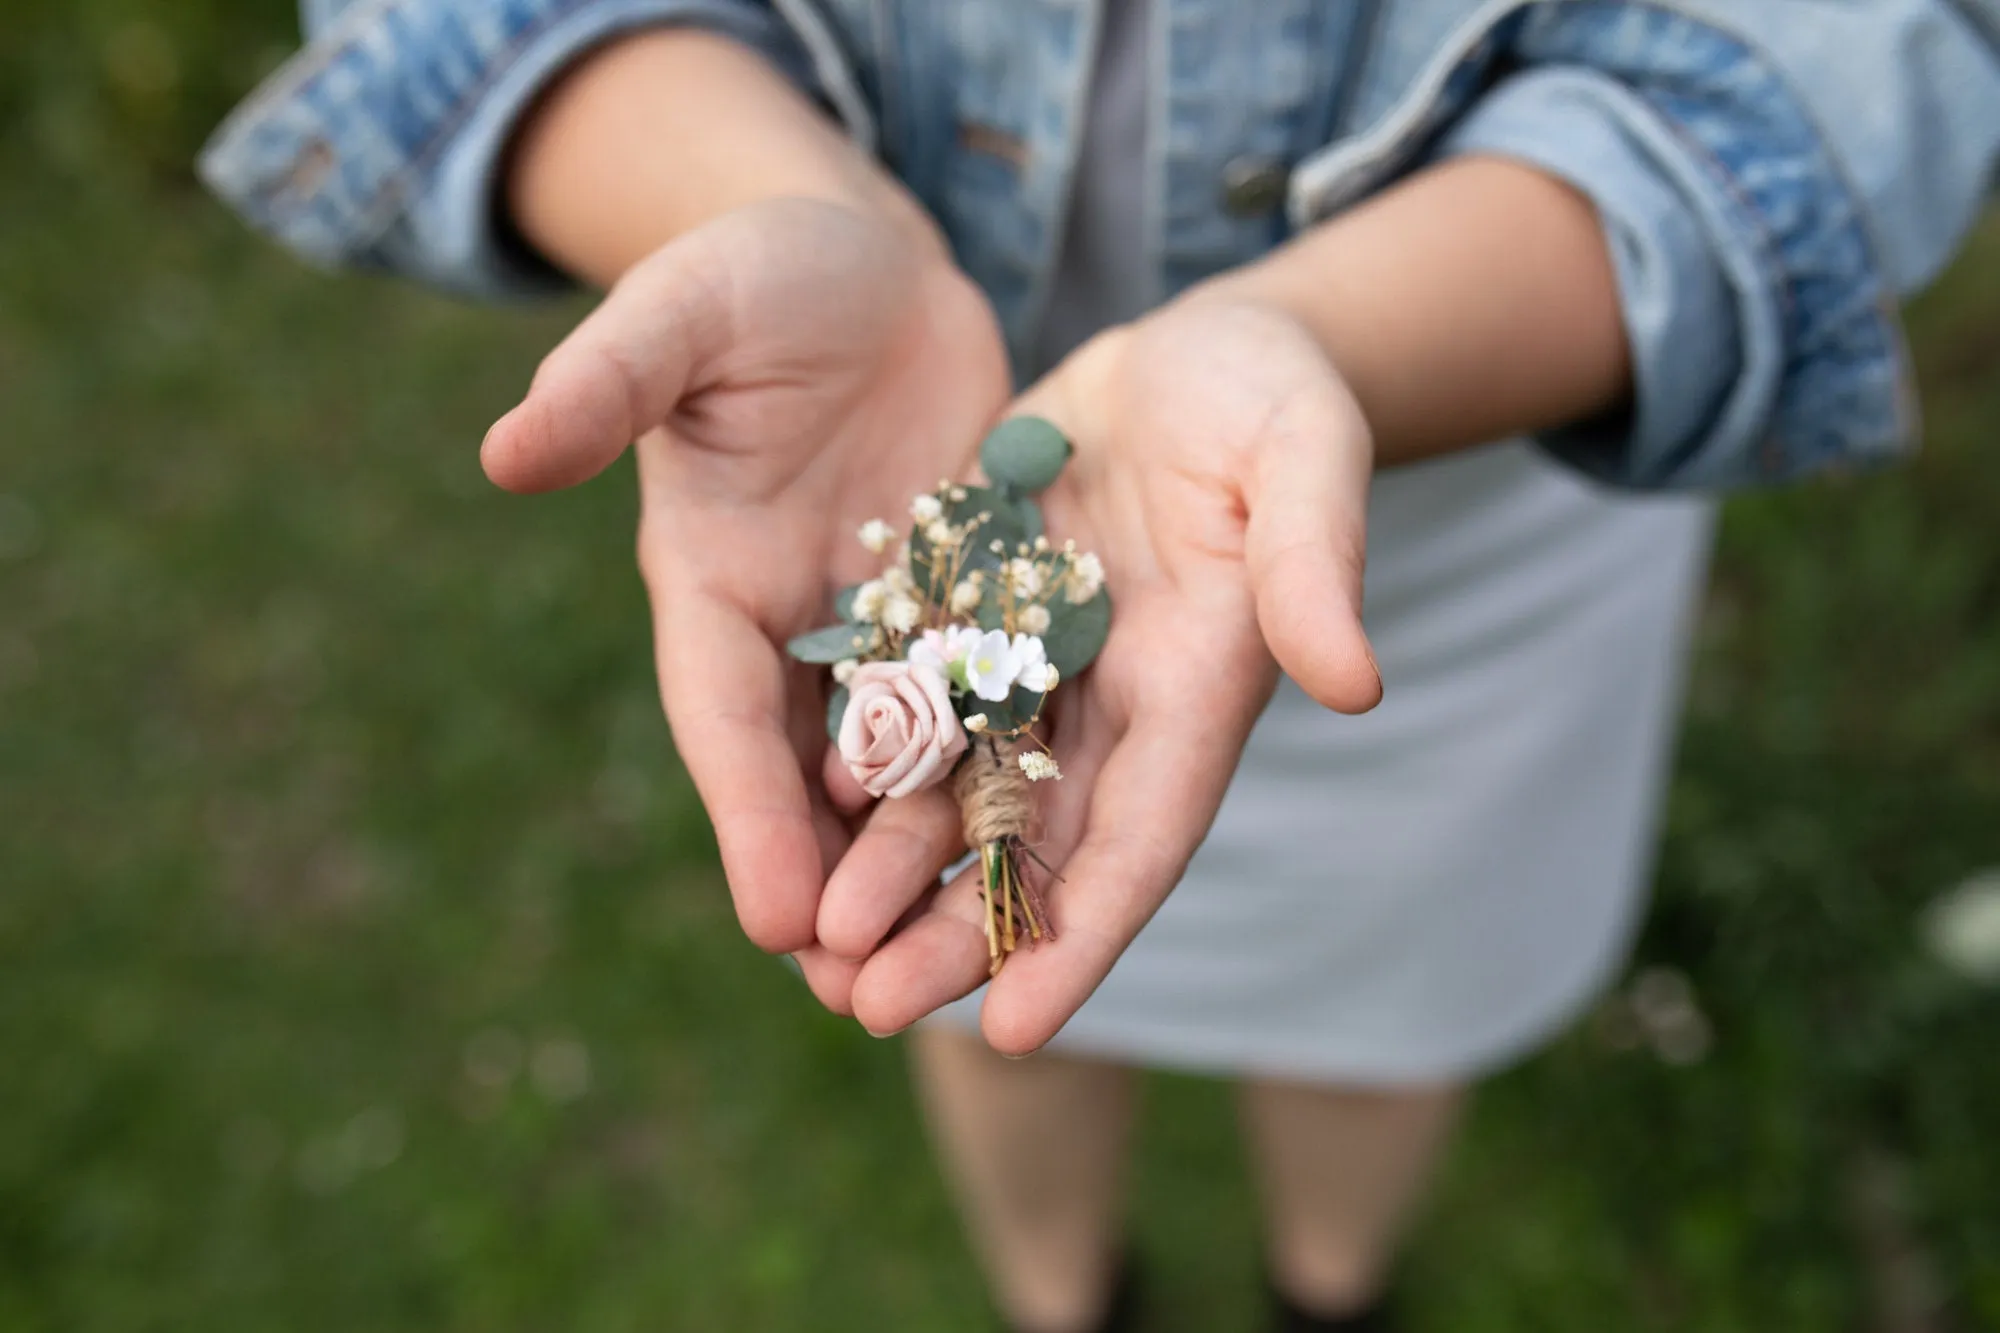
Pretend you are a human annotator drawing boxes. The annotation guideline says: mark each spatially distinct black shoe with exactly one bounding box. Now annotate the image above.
[1267,1276,1396,1333]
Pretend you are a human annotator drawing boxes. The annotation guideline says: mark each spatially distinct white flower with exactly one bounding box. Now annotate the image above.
[963,629,1024,702]
[907,625,982,675]
[1006,558,1044,599]
[882,594,923,634]
[1019,752,1061,782]
[856,519,894,554]
[1064,552,1105,604]
[963,713,988,733]
[881,563,916,595]
[832,658,859,685]
[1017,603,1051,635]
[924,519,959,548]
[1922,869,2000,984]
[949,579,984,616]
[850,580,887,623]
[1042,664,1060,691]
[1011,634,1053,692]
[949,486,969,502]
[910,493,944,523]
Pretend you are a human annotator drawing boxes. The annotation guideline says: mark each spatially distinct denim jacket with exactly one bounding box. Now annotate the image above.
[200,0,2000,490]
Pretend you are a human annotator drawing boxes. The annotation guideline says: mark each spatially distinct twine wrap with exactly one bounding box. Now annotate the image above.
[953,738,1034,848]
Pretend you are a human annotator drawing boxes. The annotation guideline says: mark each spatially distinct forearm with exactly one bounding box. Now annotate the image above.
[506,28,941,286]
[1202,156,1630,468]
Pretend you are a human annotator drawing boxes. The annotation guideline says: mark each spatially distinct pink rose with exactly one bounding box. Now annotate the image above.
[838,660,968,799]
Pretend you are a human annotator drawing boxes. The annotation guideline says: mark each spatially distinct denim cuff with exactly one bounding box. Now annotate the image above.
[199,0,817,298]
[1442,3,1915,490]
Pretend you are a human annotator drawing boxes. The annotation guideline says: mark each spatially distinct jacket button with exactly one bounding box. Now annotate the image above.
[1220,156,1288,217]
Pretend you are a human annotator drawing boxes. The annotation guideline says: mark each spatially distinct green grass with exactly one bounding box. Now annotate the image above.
[4,23,2000,1328]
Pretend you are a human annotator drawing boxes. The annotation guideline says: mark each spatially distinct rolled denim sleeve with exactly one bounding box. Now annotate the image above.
[198,0,827,298]
[1437,0,2000,490]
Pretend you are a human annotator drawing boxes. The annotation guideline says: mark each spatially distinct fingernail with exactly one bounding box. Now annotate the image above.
[862,1022,908,1039]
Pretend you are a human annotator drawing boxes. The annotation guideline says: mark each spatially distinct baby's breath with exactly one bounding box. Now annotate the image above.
[1018,752,1061,782]
[856,519,894,554]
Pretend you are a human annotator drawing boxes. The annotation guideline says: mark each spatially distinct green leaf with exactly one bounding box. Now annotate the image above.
[1043,589,1110,678]
[833,583,861,622]
[787,623,875,664]
[1017,495,1045,546]
[960,685,1046,735]
[980,417,1072,494]
[825,685,849,742]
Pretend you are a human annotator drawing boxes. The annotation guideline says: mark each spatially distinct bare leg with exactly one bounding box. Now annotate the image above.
[909,1023,1139,1333]
[1236,1079,1464,1318]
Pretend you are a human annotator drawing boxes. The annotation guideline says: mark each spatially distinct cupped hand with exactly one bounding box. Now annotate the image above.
[482,198,1011,995]
[817,295,1384,1052]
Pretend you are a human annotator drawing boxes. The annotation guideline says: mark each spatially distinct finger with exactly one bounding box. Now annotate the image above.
[979,696,1247,1057]
[481,240,730,494]
[1242,379,1383,715]
[652,583,824,955]
[791,945,863,1017]
[847,864,990,1037]
[816,785,964,960]
[822,745,873,820]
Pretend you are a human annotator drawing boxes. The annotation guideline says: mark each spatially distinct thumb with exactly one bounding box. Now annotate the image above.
[1241,379,1383,715]
[480,240,731,494]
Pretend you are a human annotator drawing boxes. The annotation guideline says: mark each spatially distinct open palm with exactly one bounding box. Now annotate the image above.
[482,198,1011,970]
[818,297,1386,1052]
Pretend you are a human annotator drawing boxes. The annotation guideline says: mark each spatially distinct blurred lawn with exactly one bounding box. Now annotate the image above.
[3,9,2000,1332]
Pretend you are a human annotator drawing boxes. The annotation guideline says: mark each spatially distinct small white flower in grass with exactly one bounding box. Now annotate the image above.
[949,580,984,616]
[857,519,894,554]
[1017,603,1051,636]
[964,628,1023,702]
[851,580,887,623]
[910,493,944,523]
[883,594,923,634]
[964,713,988,733]
[1922,868,2000,984]
[1019,751,1061,781]
[1064,551,1105,604]
[1011,634,1053,692]
[1006,558,1044,599]
[832,658,859,685]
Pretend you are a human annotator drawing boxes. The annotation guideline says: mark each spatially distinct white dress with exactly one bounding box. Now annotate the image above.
[929,0,1717,1084]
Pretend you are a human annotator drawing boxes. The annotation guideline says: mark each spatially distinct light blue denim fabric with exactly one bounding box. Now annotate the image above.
[199,0,2000,491]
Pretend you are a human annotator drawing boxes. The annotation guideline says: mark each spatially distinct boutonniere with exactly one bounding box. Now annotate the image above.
[788,419,1109,975]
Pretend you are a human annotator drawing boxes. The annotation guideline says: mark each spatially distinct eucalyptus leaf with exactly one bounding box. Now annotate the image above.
[787,622,876,664]
[833,583,860,622]
[974,584,1008,632]
[981,417,1073,494]
[1018,495,1045,546]
[1042,589,1110,678]
[961,685,1046,735]
[825,685,850,742]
